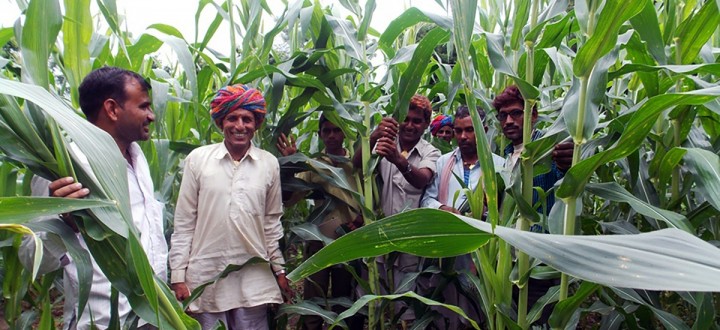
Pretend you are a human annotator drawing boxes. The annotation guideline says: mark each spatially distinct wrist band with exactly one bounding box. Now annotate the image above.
[274,269,286,276]
[403,162,412,174]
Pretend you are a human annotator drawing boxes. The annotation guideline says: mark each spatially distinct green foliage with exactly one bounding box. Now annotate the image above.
[1,0,720,328]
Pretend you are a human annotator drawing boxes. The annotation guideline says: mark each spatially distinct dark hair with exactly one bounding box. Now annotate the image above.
[318,113,330,131]
[409,94,432,123]
[78,67,151,122]
[492,85,536,112]
[455,105,486,122]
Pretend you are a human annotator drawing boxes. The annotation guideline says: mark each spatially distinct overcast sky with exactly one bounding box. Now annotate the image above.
[1,0,446,60]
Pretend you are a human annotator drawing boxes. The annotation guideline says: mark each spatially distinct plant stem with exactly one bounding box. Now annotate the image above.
[516,0,540,326]
[227,0,236,76]
[559,75,588,300]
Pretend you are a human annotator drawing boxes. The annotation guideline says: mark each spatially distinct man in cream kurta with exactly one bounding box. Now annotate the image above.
[170,143,285,311]
[170,84,289,329]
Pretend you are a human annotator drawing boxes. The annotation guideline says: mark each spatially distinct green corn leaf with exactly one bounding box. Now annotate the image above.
[290,223,334,246]
[573,0,644,77]
[325,16,363,62]
[357,0,376,42]
[393,27,449,123]
[609,63,720,80]
[0,197,113,224]
[116,34,162,72]
[549,282,599,329]
[585,182,691,232]
[510,0,530,51]
[162,35,198,103]
[26,219,93,320]
[291,208,720,292]
[557,86,720,199]
[288,209,493,281]
[378,7,452,58]
[675,0,719,64]
[485,33,539,99]
[277,301,346,329]
[629,0,666,65]
[62,0,92,107]
[334,292,480,329]
[20,0,62,88]
[681,148,720,212]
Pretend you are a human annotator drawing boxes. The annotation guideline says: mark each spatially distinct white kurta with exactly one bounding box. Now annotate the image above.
[169,143,285,313]
[31,142,167,330]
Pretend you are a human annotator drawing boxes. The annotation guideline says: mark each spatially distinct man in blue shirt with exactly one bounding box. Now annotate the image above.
[493,85,573,217]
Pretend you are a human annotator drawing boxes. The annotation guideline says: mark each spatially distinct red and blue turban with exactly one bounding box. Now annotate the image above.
[210,84,266,127]
[429,114,453,136]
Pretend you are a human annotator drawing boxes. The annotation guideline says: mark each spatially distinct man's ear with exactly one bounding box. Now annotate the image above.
[102,99,120,122]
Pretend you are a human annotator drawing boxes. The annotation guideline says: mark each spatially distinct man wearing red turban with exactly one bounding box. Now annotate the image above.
[170,84,291,329]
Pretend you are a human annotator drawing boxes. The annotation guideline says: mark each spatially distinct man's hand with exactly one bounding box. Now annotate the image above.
[49,177,90,198]
[552,142,574,171]
[172,282,191,302]
[276,133,297,156]
[370,117,399,145]
[375,137,403,166]
[439,205,460,214]
[276,273,294,303]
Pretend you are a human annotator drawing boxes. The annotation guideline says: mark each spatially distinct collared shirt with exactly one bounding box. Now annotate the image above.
[421,148,505,210]
[297,150,360,239]
[379,138,441,216]
[31,142,167,330]
[503,129,566,215]
[170,143,285,313]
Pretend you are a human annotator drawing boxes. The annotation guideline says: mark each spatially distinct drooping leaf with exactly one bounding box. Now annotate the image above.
[681,148,720,211]
[291,209,720,292]
[585,182,691,232]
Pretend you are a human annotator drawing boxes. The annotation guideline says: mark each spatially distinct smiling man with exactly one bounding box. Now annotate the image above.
[30,67,167,330]
[353,94,441,217]
[352,94,440,324]
[169,84,291,329]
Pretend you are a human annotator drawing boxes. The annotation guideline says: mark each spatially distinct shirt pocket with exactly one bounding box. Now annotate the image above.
[234,180,266,217]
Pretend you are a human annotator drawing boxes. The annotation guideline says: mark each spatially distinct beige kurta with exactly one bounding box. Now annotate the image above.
[379,138,441,217]
[170,143,285,313]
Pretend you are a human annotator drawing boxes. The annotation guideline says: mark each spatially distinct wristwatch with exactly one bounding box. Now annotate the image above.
[403,162,412,174]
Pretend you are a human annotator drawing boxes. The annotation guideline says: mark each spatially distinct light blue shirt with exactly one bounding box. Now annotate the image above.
[421,148,505,210]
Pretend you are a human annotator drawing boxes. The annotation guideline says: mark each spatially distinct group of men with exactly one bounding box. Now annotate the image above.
[38,66,572,329]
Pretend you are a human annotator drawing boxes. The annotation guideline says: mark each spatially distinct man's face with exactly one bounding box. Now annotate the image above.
[436,125,453,142]
[498,102,535,145]
[319,120,345,151]
[453,116,476,157]
[222,109,257,156]
[399,108,429,146]
[115,78,154,143]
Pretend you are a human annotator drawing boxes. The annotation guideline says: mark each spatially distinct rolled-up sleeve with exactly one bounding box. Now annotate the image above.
[421,156,444,209]
[169,156,199,284]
